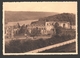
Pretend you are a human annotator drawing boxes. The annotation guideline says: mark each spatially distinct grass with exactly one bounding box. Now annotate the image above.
[40,42,76,53]
[5,34,75,53]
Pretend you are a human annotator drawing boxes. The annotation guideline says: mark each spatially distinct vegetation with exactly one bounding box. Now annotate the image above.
[5,11,57,23]
[38,13,75,25]
[30,27,41,39]
[40,42,76,53]
[5,32,75,53]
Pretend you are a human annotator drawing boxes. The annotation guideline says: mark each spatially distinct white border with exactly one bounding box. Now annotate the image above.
[2,1,78,55]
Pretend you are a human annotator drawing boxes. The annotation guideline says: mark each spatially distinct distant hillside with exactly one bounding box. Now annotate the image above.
[5,11,58,23]
[38,13,76,25]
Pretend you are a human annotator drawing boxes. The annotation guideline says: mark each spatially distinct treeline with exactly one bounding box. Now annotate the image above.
[38,13,76,25]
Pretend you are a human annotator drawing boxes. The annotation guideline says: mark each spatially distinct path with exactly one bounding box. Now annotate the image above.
[25,39,76,53]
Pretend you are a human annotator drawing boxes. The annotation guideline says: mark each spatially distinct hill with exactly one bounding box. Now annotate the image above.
[38,13,76,25]
[5,11,58,23]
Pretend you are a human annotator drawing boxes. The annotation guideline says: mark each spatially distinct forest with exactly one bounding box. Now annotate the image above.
[38,13,75,25]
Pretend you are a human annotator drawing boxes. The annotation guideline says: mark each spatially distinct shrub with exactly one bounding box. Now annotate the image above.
[5,32,75,53]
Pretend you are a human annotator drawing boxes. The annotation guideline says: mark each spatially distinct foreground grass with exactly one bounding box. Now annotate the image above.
[39,42,76,53]
[5,35,75,53]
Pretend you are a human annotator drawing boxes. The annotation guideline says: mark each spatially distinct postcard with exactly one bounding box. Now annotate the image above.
[3,2,78,55]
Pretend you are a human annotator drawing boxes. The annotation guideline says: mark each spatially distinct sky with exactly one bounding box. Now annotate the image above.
[3,2,77,14]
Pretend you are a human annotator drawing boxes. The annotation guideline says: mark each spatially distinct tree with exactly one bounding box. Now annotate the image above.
[25,28,30,36]
[19,24,26,35]
[17,23,20,28]
[54,22,62,36]
[54,22,59,28]
[30,27,40,39]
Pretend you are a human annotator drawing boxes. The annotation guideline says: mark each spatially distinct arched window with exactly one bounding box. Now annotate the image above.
[52,23,54,25]
[54,22,59,28]
[63,23,65,28]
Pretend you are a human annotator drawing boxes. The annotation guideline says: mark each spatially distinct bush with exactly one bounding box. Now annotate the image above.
[5,40,23,53]
[5,33,75,53]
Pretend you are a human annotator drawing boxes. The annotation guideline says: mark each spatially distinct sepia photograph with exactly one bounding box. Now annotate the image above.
[3,2,78,55]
